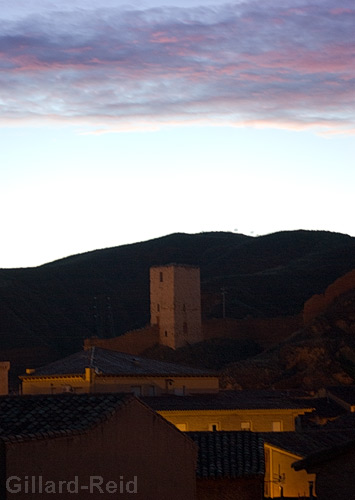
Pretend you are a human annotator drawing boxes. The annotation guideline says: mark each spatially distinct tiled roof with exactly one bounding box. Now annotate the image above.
[293,437,355,471]
[320,412,355,430]
[295,397,348,430]
[326,385,355,405]
[295,397,347,417]
[141,390,314,411]
[0,393,134,442]
[22,347,217,378]
[263,430,355,458]
[187,431,265,478]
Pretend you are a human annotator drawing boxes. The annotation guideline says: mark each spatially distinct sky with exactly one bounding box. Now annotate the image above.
[0,0,354,268]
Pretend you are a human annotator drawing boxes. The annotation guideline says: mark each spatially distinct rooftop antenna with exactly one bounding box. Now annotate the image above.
[89,346,96,368]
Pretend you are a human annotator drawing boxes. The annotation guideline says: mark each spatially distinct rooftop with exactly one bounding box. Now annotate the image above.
[21,347,217,378]
[293,437,355,471]
[0,393,134,442]
[141,390,314,411]
[186,431,265,478]
[326,385,355,406]
[320,412,355,430]
[263,430,355,458]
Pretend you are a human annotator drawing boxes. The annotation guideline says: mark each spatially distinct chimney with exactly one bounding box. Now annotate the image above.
[85,367,95,383]
[0,362,10,395]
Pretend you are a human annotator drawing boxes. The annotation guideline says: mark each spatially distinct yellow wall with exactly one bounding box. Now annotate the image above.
[21,372,219,396]
[264,444,316,498]
[157,409,309,432]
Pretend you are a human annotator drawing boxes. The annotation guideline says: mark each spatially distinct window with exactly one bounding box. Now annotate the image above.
[183,303,186,312]
[272,421,282,432]
[131,386,142,397]
[241,421,251,431]
[157,304,160,312]
[175,423,188,431]
[174,386,185,396]
[160,272,163,282]
[165,379,174,392]
[208,423,220,431]
[147,385,156,396]
[165,330,168,337]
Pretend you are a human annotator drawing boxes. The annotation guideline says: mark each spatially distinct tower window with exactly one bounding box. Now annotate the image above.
[160,272,163,282]
[157,304,160,312]
[165,331,168,337]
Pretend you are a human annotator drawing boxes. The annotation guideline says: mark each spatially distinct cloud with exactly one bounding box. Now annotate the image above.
[0,0,354,133]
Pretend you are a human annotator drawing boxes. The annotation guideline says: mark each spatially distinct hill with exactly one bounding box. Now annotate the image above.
[1,229,355,381]
[220,285,355,391]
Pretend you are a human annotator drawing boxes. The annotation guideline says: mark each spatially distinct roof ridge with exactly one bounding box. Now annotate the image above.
[0,393,136,442]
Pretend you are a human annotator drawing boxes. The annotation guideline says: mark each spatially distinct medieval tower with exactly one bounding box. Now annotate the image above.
[150,264,203,349]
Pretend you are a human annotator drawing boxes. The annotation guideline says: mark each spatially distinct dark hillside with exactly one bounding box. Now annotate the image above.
[202,231,355,317]
[0,232,249,356]
[220,287,355,391]
[1,230,355,376]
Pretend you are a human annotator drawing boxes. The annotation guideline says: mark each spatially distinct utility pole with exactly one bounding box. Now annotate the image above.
[221,287,227,319]
[106,296,115,338]
[93,296,102,338]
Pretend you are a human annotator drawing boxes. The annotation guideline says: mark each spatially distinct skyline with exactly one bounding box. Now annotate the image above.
[1,0,354,268]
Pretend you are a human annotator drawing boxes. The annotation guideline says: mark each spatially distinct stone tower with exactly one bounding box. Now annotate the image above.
[150,264,202,349]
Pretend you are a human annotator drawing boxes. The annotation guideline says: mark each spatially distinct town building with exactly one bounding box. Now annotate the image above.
[20,346,219,396]
[319,385,355,412]
[0,361,10,395]
[293,434,355,500]
[0,393,197,500]
[142,390,314,432]
[188,430,265,500]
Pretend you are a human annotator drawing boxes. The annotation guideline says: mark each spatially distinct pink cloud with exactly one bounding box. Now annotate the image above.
[0,0,354,134]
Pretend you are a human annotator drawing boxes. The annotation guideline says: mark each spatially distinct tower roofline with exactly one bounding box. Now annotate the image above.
[150,263,199,270]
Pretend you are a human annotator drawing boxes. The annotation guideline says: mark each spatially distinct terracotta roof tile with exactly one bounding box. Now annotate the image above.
[0,393,134,442]
[293,437,355,471]
[142,390,314,411]
[187,431,265,478]
[262,430,355,457]
[22,347,216,377]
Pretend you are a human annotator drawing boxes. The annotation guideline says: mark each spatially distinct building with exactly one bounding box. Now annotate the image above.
[187,430,265,500]
[20,347,219,396]
[0,393,197,500]
[293,435,355,500]
[142,390,314,432]
[150,264,203,349]
[319,385,355,412]
[262,432,316,498]
[0,361,10,395]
